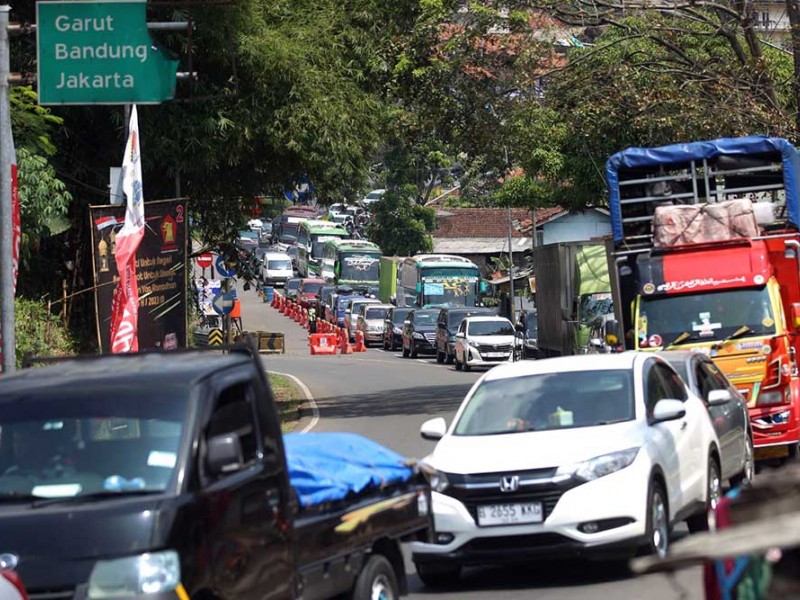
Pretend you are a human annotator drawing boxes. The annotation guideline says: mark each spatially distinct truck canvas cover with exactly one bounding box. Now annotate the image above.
[284,432,414,507]
[606,136,800,246]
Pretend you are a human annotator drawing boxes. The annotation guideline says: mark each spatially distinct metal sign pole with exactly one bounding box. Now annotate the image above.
[0,6,14,374]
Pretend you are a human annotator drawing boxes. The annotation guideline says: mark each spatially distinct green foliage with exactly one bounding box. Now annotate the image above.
[11,87,63,157]
[367,189,435,255]
[492,174,556,209]
[14,297,75,368]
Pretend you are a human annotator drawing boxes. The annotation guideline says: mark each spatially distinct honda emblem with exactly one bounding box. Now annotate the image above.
[499,475,519,493]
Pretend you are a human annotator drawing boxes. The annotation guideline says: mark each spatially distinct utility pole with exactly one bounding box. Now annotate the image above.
[507,206,515,324]
[0,5,14,374]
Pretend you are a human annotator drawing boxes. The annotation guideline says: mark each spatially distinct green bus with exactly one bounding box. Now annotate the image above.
[296,220,350,277]
[397,254,485,308]
[321,239,382,286]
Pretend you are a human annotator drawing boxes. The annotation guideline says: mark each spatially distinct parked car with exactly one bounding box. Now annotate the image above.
[361,189,386,206]
[436,307,496,364]
[411,353,726,587]
[0,347,432,600]
[402,309,439,358]
[658,350,754,486]
[285,277,303,301]
[297,278,326,310]
[384,307,412,351]
[346,297,382,341]
[357,304,392,346]
[260,252,293,287]
[453,316,516,372]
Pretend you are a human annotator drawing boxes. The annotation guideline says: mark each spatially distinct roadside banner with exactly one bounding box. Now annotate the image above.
[0,129,19,368]
[90,198,188,352]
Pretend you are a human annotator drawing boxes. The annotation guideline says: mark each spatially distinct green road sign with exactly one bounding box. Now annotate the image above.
[36,1,179,105]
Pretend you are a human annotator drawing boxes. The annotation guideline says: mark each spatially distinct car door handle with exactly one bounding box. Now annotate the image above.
[680,421,688,431]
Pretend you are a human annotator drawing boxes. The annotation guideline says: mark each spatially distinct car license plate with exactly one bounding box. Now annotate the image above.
[754,445,790,461]
[477,502,543,526]
[484,352,507,358]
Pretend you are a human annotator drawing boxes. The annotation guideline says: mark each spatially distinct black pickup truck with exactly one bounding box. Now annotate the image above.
[0,347,431,600]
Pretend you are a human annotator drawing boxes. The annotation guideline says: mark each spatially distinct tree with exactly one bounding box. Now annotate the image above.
[366,189,435,256]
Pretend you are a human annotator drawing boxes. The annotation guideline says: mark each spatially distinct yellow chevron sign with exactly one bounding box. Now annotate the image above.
[208,328,223,346]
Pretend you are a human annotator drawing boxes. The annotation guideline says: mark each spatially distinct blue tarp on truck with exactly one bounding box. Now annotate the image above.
[284,432,414,508]
[606,135,800,243]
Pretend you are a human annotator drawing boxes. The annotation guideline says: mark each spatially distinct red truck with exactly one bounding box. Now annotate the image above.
[605,136,800,464]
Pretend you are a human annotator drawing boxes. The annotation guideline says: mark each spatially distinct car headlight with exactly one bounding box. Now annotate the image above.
[426,470,449,493]
[88,550,180,599]
[468,340,481,350]
[558,447,639,482]
[413,332,425,340]
[393,327,402,334]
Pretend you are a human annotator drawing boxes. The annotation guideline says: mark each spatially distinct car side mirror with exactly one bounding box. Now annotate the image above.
[420,417,447,441]
[651,399,686,424]
[707,389,733,406]
[207,433,243,476]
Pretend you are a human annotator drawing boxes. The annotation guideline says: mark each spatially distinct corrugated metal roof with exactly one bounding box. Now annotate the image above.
[432,237,533,254]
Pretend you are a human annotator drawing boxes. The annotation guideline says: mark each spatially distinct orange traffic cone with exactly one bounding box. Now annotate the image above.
[353,331,367,352]
[339,327,353,354]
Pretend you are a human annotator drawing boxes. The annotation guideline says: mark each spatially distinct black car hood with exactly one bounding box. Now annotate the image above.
[414,325,436,333]
[0,496,166,591]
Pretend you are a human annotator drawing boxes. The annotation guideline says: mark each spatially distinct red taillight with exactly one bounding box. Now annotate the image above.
[1,570,28,600]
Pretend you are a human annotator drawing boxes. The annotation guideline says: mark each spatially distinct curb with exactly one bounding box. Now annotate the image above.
[271,370,319,433]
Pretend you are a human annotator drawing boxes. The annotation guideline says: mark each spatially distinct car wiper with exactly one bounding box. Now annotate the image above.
[32,489,162,508]
[0,492,37,502]
[664,331,698,349]
[712,325,754,349]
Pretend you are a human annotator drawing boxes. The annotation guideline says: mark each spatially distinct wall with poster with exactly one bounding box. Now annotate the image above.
[89,198,188,352]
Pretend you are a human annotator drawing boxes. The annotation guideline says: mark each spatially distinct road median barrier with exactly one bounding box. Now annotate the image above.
[235,331,285,354]
[309,333,338,355]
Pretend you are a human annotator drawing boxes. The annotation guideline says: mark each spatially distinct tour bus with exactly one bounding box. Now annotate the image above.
[273,205,319,244]
[396,254,485,308]
[321,239,383,286]
[296,220,350,277]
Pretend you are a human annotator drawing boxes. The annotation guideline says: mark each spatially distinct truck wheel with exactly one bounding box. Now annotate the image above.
[687,457,721,533]
[352,555,398,600]
[415,562,461,589]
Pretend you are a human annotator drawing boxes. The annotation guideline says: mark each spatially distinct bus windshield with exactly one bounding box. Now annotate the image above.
[311,234,345,259]
[638,287,775,347]
[340,254,380,281]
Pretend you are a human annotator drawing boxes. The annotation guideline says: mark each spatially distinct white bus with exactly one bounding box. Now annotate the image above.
[396,254,485,308]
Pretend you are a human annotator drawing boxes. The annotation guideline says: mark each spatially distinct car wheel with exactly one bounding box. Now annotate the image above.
[410,342,419,359]
[730,437,754,489]
[687,457,721,533]
[402,343,410,358]
[436,349,445,364]
[645,480,669,558]
[415,563,461,589]
[352,555,398,600]
[462,355,472,372]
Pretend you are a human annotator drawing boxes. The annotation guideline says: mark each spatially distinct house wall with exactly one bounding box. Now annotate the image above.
[541,211,611,245]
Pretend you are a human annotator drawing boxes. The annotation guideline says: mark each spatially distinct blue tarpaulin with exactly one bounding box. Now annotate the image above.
[284,432,414,508]
[606,136,800,243]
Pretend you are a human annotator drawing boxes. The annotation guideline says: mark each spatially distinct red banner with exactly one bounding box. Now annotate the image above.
[109,229,144,353]
[0,162,19,369]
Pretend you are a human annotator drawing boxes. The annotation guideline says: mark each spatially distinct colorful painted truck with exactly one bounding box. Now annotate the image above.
[605,135,800,463]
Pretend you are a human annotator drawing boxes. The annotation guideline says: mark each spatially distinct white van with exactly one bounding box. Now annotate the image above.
[453,316,517,371]
[261,252,294,287]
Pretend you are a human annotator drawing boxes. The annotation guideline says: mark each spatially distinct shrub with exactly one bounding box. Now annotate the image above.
[14,296,75,367]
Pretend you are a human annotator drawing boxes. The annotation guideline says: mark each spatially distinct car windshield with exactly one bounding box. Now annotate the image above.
[268,260,292,270]
[392,309,411,324]
[468,320,514,336]
[413,312,437,325]
[454,370,635,436]
[286,280,301,291]
[366,308,389,319]
[525,315,538,335]
[638,287,775,347]
[302,282,323,294]
[0,386,188,498]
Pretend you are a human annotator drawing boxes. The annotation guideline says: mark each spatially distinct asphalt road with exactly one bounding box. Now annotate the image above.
[239,285,704,599]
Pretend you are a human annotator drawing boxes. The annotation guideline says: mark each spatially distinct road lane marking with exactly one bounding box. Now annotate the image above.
[271,370,318,433]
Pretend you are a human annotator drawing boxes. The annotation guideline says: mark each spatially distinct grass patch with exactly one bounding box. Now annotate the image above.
[269,373,302,433]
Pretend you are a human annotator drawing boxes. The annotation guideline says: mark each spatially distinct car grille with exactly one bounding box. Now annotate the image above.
[464,533,572,552]
[423,332,437,343]
[478,343,512,353]
[443,468,579,524]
